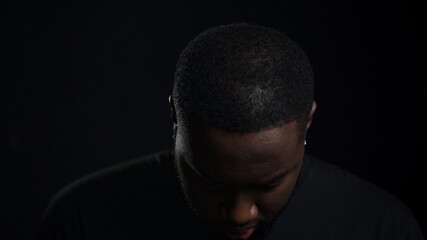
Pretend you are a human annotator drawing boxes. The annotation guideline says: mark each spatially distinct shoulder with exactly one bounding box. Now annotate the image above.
[286,154,424,239]
[303,155,406,211]
[36,150,180,239]
[51,150,173,203]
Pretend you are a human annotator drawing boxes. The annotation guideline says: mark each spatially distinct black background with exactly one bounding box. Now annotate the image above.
[1,0,425,239]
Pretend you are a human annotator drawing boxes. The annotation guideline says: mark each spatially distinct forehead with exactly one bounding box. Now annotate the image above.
[179,121,302,185]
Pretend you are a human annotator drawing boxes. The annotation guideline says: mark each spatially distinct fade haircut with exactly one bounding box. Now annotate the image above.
[173,23,314,136]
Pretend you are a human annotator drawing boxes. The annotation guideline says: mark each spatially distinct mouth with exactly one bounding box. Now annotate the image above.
[223,226,256,240]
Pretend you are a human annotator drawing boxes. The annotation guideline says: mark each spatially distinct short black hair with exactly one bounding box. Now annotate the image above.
[173,23,314,135]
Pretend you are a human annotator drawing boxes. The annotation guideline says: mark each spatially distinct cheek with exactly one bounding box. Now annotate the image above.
[257,172,300,220]
[256,187,292,220]
[178,160,221,219]
[188,184,222,219]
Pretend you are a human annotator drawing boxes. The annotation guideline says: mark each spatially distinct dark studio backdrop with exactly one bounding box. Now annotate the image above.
[1,0,425,239]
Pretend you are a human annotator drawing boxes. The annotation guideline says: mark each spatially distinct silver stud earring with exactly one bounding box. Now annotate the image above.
[304,140,307,146]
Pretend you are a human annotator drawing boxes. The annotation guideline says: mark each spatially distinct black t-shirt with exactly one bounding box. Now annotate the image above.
[36,151,424,240]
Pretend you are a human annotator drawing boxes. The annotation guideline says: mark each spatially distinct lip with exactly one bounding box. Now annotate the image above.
[224,227,256,240]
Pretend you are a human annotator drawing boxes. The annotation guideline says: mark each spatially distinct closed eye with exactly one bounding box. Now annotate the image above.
[255,181,281,191]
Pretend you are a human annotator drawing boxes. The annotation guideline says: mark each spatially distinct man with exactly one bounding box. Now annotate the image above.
[36,23,423,240]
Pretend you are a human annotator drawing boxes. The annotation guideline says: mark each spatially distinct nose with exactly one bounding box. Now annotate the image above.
[219,193,259,226]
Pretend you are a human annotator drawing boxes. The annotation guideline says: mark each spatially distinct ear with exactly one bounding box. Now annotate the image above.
[305,101,317,131]
[169,95,177,124]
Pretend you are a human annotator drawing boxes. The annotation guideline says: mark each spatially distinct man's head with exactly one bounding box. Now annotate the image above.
[171,23,316,239]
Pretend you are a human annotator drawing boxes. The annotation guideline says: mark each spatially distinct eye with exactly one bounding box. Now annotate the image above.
[256,181,281,192]
[259,184,277,191]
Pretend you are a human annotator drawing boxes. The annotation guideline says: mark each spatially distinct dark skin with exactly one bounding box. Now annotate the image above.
[170,97,317,239]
